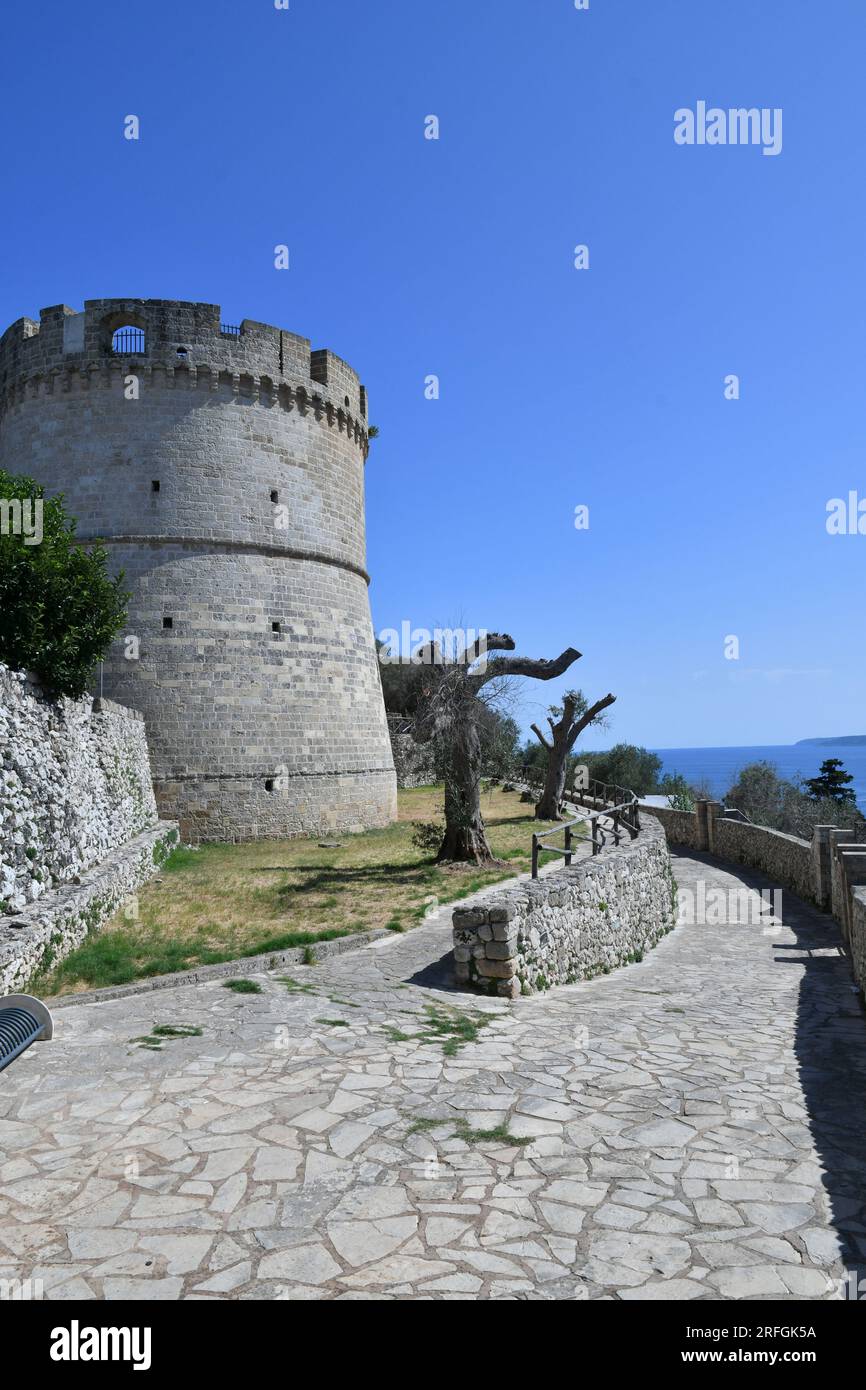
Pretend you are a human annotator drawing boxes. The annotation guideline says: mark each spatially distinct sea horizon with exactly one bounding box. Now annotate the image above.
[645,741,866,807]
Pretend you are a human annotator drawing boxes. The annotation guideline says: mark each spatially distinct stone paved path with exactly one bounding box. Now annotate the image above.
[2,848,865,1301]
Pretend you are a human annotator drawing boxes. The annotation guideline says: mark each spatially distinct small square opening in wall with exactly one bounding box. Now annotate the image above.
[163,616,173,630]
[151,480,160,493]
[270,489,279,503]
[265,778,275,793]
[271,621,281,634]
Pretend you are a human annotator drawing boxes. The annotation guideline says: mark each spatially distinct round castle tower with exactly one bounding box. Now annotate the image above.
[0,299,397,841]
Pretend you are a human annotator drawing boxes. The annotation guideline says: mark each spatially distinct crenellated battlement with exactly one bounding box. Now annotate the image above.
[0,298,368,426]
[0,357,369,453]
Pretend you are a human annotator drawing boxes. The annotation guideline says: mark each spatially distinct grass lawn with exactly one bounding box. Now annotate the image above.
[34,785,567,997]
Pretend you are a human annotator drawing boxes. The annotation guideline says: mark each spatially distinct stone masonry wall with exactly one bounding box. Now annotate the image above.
[0,298,397,842]
[0,665,179,992]
[640,803,702,849]
[0,665,158,912]
[387,716,437,789]
[453,815,674,998]
[851,889,866,1006]
[712,817,815,905]
[0,822,178,994]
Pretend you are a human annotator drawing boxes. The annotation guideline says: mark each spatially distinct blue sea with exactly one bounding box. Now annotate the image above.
[651,744,866,809]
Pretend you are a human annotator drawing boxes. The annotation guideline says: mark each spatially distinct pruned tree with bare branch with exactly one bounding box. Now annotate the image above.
[531,688,616,821]
[412,633,581,864]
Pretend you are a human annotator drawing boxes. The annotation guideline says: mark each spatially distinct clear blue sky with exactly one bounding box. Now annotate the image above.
[2,0,863,749]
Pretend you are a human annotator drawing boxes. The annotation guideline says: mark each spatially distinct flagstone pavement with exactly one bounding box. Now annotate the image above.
[2,847,866,1301]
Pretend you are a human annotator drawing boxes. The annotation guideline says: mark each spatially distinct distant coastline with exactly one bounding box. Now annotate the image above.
[796,735,866,747]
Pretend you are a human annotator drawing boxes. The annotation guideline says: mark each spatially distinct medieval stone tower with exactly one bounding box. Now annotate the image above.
[0,299,397,841]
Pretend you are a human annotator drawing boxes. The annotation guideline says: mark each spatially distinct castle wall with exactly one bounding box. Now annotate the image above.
[0,300,397,841]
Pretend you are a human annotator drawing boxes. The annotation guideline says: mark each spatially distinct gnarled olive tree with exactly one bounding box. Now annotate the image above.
[531,689,616,821]
[413,633,581,864]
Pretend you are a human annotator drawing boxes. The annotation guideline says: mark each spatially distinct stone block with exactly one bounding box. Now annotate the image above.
[475,959,514,980]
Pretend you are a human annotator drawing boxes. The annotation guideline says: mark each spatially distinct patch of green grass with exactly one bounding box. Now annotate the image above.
[315,1017,349,1027]
[301,945,317,966]
[33,925,358,997]
[222,978,262,994]
[382,1005,496,1056]
[406,1114,530,1147]
[455,1119,531,1147]
[129,1021,203,1049]
[160,846,202,873]
[406,1116,450,1134]
[275,975,319,995]
[384,1027,415,1043]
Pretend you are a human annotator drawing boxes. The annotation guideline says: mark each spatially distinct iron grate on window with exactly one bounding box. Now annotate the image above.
[220,323,241,336]
[111,326,146,354]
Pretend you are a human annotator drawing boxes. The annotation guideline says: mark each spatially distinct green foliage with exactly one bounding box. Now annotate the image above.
[159,846,201,872]
[725,760,866,839]
[521,740,663,797]
[222,978,262,994]
[581,744,663,796]
[802,758,857,805]
[658,773,695,811]
[411,819,445,854]
[0,470,128,697]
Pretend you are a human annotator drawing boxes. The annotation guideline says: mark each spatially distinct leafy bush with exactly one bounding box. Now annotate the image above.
[725,760,866,839]
[411,819,445,853]
[0,471,128,698]
[581,744,663,797]
[658,773,694,811]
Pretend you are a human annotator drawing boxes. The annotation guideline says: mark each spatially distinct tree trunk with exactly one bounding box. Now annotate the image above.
[436,716,496,864]
[536,758,568,822]
[531,691,616,822]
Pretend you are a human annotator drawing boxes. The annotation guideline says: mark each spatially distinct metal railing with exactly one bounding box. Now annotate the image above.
[220,322,241,336]
[527,774,641,879]
[111,327,146,354]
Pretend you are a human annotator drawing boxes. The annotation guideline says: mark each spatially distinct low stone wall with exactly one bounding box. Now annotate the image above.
[0,665,158,913]
[452,815,674,998]
[712,817,814,904]
[851,889,866,1004]
[0,821,178,993]
[386,716,437,789]
[641,803,702,849]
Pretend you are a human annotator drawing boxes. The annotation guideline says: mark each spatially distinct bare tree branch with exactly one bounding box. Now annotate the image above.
[470,645,582,693]
[566,692,617,751]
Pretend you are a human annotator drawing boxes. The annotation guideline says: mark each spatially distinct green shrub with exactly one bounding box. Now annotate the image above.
[410,820,445,854]
[0,470,128,698]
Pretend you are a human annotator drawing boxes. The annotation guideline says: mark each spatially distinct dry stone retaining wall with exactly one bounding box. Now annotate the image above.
[0,665,178,991]
[453,815,674,998]
[0,822,178,994]
[0,665,158,912]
